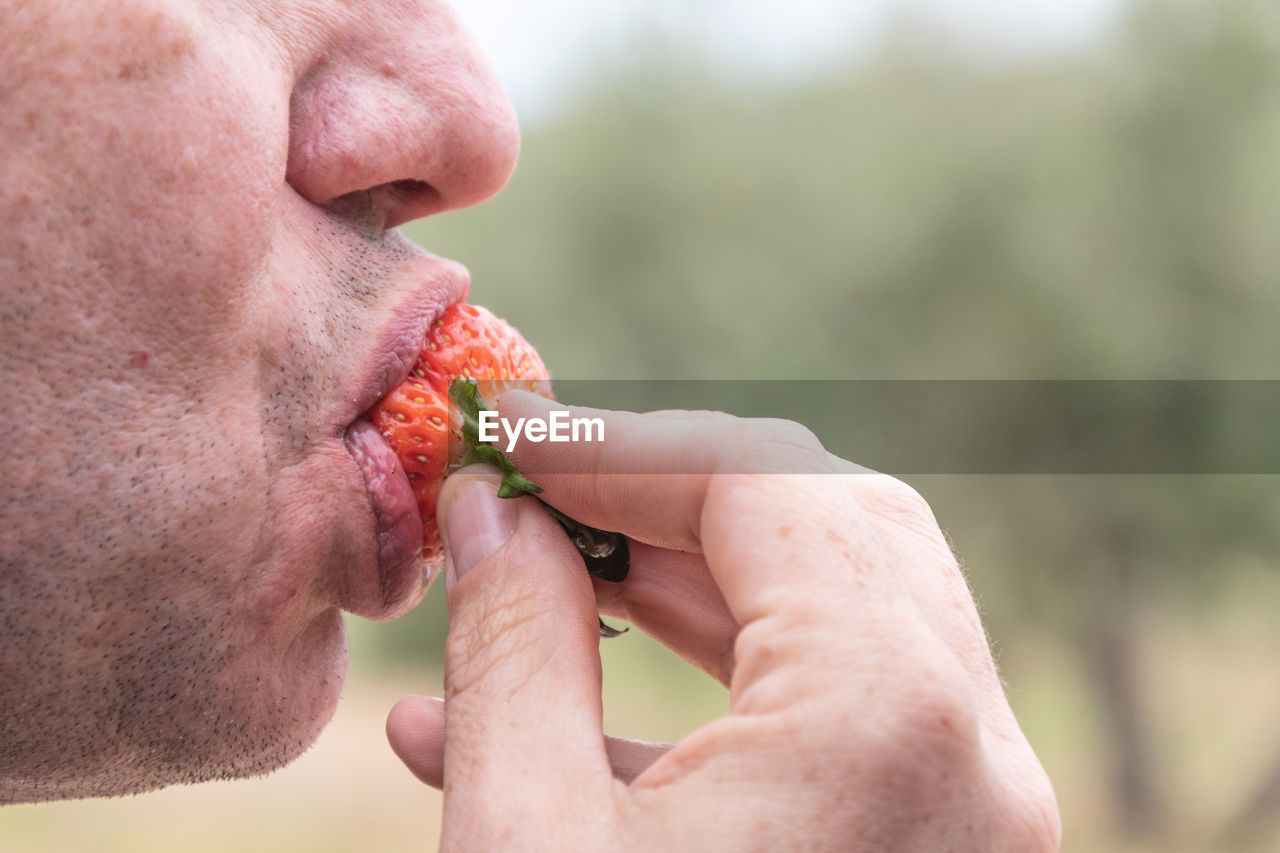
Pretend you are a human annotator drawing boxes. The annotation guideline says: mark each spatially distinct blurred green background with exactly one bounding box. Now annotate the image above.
[5,0,1280,850]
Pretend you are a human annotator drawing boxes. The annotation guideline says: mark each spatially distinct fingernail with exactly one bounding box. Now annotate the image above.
[444,479,518,579]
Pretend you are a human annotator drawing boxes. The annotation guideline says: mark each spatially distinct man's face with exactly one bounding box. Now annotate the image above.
[0,0,517,801]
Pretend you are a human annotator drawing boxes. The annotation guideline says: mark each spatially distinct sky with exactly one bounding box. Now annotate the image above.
[453,0,1130,121]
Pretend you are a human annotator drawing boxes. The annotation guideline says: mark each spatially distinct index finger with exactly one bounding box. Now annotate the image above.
[497,393,885,634]
[498,391,836,552]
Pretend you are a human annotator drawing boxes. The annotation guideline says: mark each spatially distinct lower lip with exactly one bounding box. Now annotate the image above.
[343,419,426,618]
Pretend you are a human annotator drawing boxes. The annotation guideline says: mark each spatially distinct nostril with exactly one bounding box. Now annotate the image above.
[388,179,432,197]
[319,181,444,232]
[381,179,442,228]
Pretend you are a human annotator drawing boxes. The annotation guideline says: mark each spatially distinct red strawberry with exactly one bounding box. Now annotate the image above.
[368,303,552,564]
[368,303,629,637]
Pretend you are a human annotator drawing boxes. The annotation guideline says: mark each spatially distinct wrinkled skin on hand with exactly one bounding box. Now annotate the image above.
[387,394,1062,852]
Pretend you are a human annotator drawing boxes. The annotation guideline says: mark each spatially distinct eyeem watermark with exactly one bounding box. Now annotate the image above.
[478,410,605,452]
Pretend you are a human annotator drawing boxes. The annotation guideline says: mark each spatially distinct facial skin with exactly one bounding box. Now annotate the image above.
[0,0,517,801]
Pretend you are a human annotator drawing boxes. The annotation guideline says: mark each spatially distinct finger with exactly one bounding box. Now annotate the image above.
[634,409,738,422]
[386,695,445,789]
[386,694,668,790]
[437,466,613,812]
[699,474,888,628]
[593,542,737,685]
[499,393,866,626]
[499,391,834,552]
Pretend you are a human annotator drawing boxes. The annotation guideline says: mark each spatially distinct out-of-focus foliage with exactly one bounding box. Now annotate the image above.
[407,0,1280,381]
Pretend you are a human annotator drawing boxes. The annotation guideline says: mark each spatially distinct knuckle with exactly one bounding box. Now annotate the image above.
[986,758,1063,853]
[974,774,1063,853]
[866,473,934,518]
[858,647,984,785]
[858,474,944,536]
[1010,790,1064,853]
[847,475,963,588]
[889,664,982,762]
[724,417,830,474]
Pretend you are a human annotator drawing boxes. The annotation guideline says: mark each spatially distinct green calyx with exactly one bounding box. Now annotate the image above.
[449,378,543,499]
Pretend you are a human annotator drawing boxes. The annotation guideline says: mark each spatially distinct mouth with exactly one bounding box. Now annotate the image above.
[336,253,468,620]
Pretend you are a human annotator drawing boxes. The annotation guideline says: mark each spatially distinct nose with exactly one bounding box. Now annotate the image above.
[286,1,520,229]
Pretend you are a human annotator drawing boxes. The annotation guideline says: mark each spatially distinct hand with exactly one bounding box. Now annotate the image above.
[386,393,1061,851]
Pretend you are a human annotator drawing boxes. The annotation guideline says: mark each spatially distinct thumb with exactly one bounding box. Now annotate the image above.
[438,466,613,817]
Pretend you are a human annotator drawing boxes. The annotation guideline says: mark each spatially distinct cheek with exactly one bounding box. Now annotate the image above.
[5,7,291,373]
[93,412,274,625]
[112,44,289,358]
[0,3,368,789]
[107,428,370,647]
[0,4,311,633]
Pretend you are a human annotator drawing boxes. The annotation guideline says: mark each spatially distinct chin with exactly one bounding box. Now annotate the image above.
[1,608,350,804]
[219,606,352,779]
[154,606,352,790]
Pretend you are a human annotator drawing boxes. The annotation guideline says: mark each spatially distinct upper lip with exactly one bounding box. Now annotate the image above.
[342,248,470,427]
